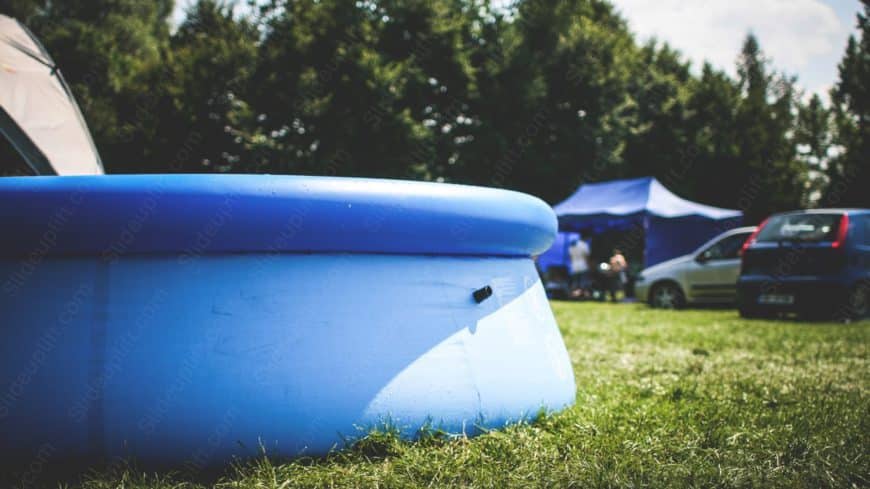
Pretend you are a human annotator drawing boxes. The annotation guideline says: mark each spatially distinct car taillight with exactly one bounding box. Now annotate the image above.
[832,214,849,249]
[740,218,769,256]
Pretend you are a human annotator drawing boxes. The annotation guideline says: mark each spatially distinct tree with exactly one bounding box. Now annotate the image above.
[684,63,741,208]
[19,0,173,172]
[373,0,486,181]
[2,0,826,220]
[824,3,870,207]
[622,41,693,197]
[731,34,805,222]
[155,0,261,173]
[459,0,640,203]
[795,94,832,205]
[0,0,42,19]
[251,0,427,178]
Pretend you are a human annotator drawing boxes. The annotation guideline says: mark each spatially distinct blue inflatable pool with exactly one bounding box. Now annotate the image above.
[0,175,575,467]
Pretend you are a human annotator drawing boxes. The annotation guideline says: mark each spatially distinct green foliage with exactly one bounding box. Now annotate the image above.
[825,4,870,207]
[623,41,693,194]
[796,94,833,205]
[160,0,261,172]
[2,0,865,215]
[731,34,806,222]
[25,0,172,170]
[65,303,869,488]
[469,0,640,201]
[683,64,741,205]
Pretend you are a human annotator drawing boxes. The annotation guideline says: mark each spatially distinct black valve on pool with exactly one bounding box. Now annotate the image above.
[473,285,493,303]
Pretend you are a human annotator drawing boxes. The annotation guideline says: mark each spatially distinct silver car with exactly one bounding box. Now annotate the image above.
[635,226,757,308]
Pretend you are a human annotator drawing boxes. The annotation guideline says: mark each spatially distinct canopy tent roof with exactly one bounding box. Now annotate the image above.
[0,14,102,175]
[549,177,742,267]
[554,177,741,222]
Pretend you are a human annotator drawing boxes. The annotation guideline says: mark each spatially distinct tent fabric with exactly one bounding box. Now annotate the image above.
[550,177,742,268]
[536,231,578,273]
[0,15,102,175]
[644,215,741,266]
[553,177,741,221]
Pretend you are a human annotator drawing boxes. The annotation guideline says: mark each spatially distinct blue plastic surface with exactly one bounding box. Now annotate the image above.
[0,174,556,258]
[0,175,575,468]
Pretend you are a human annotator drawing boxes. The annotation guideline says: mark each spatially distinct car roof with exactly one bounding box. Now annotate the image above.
[729,226,758,233]
[714,226,756,237]
[696,226,756,250]
[769,208,870,217]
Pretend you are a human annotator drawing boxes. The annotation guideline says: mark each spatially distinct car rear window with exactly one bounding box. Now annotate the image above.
[756,213,843,243]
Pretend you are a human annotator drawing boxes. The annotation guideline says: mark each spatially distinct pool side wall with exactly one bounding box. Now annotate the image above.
[0,253,575,465]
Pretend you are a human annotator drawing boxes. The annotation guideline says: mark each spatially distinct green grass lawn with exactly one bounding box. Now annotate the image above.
[72,303,869,488]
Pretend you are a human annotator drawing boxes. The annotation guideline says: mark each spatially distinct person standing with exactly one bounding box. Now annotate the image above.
[568,236,590,296]
[609,248,628,302]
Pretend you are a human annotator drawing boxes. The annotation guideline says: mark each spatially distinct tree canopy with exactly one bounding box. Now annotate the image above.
[3,0,868,218]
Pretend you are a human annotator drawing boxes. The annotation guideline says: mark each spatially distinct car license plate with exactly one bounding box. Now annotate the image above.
[758,294,795,305]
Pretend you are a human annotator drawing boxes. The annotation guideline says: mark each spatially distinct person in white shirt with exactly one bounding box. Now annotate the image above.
[568,236,591,294]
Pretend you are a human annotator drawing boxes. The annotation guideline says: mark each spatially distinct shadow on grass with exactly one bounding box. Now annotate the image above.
[6,413,557,488]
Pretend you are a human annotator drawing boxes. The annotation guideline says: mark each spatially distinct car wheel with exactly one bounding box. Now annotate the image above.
[843,283,869,320]
[650,282,685,309]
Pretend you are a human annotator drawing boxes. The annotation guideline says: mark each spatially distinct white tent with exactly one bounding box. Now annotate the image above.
[0,14,103,175]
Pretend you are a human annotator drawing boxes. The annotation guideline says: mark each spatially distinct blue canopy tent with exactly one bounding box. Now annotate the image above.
[536,231,579,273]
[550,177,742,268]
